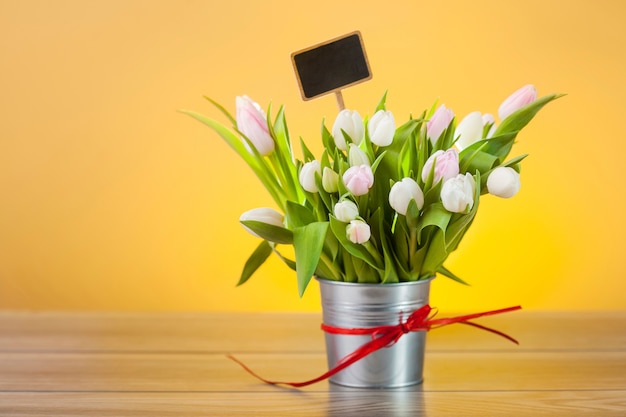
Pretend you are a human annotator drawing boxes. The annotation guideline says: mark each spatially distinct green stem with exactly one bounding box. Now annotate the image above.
[409,228,417,271]
[318,252,343,281]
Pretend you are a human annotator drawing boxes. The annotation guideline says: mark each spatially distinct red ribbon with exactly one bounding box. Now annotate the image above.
[227,304,521,388]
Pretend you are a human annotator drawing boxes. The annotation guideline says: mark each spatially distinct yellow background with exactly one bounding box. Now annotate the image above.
[1,0,625,312]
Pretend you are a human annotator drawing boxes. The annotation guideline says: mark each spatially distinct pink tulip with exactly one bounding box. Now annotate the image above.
[343,165,374,196]
[421,148,459,184]
[498,85,538,120]
[426,104,454,146]
[236,95,275,156]
[346,220,371,244]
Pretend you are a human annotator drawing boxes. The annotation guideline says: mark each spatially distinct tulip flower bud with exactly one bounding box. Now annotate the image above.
[346,219,371,244]
[498,84,538,120]
[299,160,321,193]
[426,104,454,146]
[482,113,496,138]
[235,95,275,156]
[239,207,284,238]
[368,110,396,147]
[487,166,520,198]
[333,200,359,223]
[455,111,484,151]
[322,167,339,193]
[441,173,476,213]
[421,149,459,184]
[332,109,364,151]
[348,144,370,167]
[389,177,424,215]
[343,164,374,196]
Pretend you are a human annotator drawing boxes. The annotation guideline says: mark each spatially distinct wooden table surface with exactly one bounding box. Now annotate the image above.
[0,310,625,416]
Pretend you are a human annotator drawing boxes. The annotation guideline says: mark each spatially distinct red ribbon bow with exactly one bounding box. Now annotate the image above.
[228,304,521,388]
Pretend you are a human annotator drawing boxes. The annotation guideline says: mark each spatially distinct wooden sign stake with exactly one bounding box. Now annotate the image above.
[334,91,346,111]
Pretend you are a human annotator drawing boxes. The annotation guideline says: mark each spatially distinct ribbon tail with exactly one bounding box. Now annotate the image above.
[227,332,398,388]
[460,321,520,344]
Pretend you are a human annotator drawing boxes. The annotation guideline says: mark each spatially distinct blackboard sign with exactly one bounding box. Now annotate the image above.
[291,31,372,103]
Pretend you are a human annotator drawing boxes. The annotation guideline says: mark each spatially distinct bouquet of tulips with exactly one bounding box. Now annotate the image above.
[182,85,560,296]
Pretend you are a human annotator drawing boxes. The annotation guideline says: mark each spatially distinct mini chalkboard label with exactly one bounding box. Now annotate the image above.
[291,31,372,105]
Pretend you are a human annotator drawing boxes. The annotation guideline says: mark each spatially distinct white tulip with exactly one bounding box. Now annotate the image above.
[487,167,520,198]
[389,177,424,215]
[348,144,370,166]
[322,167,339,193]
[455,111,484,151]
[441,173,476,213]
[332,109,364,150]
[239,207,284,238]
[368,110,396,146]
[299,160,321,193]
[333,200,359,223]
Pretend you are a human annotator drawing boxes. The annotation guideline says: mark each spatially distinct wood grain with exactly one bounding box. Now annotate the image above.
[0,311,624,416]
[1,391,625,417]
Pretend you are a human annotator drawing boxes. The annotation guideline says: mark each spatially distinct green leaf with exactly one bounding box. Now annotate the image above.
[461,150,499,174]
[352,256,379,283]
[272,247,297,271]
[329,216,384,271]
[437,265,469,285]
[300,136,317,162]
[391,119,421,153]
[421,173,481,275]
[180,110,254,165]
[392,214,410,270]
[180,109,287,210]
[419,227,447,276]
[440,117,458,150]
[285,201,316,228]
[238,240,273,286]
[268,106,303,202]
[375,90,388,112]
[240,220,293,244]
[294,222,329,296]
[405,198,421,229]
[417,202,451,245]
[502,154,528,168]
[459,132,518,167]
[372,209,399,284]
[370,150,388,174]
[203,96,236,126]
[321,122,336,154]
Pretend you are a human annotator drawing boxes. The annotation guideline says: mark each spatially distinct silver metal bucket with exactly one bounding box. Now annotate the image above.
[318,278,433,388]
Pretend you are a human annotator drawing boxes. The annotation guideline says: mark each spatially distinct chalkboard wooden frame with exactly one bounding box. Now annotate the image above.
[291,31,372,106]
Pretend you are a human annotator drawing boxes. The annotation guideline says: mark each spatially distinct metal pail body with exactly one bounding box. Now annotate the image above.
[318,278,433,388]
